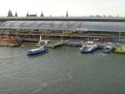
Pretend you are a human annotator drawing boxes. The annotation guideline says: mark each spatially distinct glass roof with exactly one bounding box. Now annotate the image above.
[0,21,125,32]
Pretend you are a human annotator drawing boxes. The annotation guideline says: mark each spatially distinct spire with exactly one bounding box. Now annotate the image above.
[7,9,13,17]
[26,11,29,17]
[66,11,68,17]
[40,11,44,17]
[15,12,18,17]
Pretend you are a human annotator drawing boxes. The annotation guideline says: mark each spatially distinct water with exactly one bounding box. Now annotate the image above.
[0,43,125,94]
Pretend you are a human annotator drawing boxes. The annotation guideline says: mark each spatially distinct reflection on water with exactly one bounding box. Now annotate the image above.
[0,43,125,94]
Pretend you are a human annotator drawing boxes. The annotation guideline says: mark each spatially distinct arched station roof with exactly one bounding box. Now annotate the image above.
[0,21,125,32]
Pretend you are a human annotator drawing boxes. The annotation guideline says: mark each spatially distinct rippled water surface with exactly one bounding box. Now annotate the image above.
[0,43,125,94]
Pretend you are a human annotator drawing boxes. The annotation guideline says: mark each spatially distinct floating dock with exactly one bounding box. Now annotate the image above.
[51,42,64,48]
[114,44,125,54]
[45,41,64,48]
[64,41,82,47]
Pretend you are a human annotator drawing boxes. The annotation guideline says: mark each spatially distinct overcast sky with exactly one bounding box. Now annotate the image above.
[0,0,124,17]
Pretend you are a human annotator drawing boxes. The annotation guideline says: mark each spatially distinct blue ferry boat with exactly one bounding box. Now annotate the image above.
[27,46,48,55]
[80,41,99,53]
[102,42,114,54]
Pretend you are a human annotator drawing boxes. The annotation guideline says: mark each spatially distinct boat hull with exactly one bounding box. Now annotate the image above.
[102,48,113,54]
[80,46,99,53]
[27,48,48,55]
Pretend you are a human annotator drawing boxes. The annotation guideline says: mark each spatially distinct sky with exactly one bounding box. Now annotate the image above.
[0,0,125,17]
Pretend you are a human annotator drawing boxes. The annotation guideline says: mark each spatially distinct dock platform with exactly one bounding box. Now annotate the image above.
[44,41,64,48]
[51,42,64,48]
[114,44,125,54]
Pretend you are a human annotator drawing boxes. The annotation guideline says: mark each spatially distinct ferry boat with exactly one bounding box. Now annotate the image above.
[80,41,99,53]
[27,46,48,56]
[102,42,114,54]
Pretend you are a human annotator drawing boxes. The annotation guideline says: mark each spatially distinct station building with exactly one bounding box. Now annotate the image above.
[0,17,125,41]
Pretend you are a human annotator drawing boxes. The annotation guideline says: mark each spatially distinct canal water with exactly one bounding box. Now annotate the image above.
[0,43,125,94]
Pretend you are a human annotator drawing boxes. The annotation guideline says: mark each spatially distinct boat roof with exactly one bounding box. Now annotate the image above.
[29,48,39,51]
[29,46,44,51]
[86,41,94,44]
